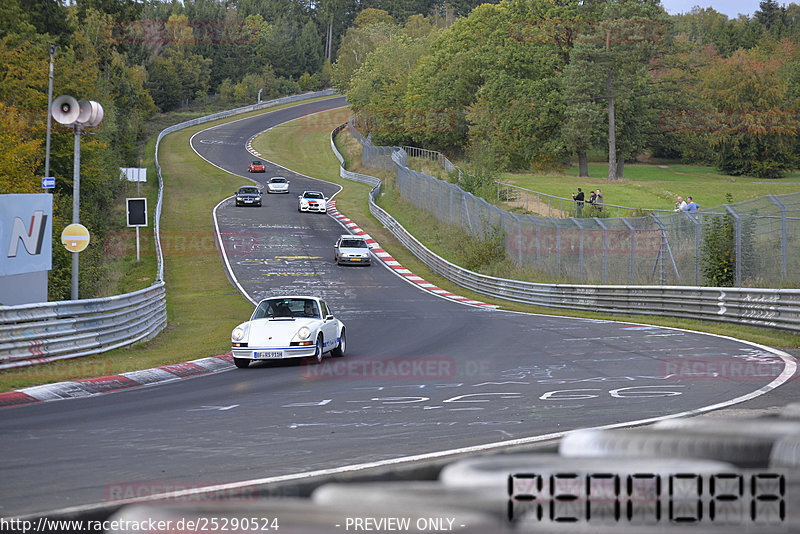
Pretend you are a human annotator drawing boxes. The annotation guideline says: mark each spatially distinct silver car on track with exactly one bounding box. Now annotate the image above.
[266,176,290,194]
[334,235,371,265]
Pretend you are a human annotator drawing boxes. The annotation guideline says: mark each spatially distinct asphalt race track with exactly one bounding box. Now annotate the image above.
[0,97,794,518]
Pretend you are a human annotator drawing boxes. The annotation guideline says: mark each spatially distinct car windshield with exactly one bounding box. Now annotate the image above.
[252,161,261,165]
[238,187,259,195]
[270,178,286,183]
[253,298,320,319]
[304,192,324,199]
[340,239,367,249]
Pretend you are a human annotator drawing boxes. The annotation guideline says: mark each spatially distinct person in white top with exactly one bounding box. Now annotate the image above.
[674,196,686,212]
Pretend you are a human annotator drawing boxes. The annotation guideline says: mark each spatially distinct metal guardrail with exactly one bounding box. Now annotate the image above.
[331,123,384,188]
[0,91,337,370]
[0,284,166,369]
[332,124,800,333]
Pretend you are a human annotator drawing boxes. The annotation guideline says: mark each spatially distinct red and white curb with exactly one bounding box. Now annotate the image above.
[246,137,261,158]
[328,201,496,308]
[0,353,234,409]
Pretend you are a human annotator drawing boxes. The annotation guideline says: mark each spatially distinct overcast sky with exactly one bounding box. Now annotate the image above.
[660,0,763,18]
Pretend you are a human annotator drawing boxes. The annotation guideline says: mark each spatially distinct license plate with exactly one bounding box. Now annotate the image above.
[351,258,361,261]
[255,350,283,359]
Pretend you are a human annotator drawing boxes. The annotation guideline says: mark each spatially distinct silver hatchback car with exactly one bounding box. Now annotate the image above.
[334,235,371,265]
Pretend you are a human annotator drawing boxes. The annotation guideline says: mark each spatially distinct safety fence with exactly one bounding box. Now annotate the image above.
[0,90,336,369]
[333,123,800,333]
[349,121,800,288]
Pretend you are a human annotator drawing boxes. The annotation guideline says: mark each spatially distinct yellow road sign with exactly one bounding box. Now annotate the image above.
[61,223,90,253]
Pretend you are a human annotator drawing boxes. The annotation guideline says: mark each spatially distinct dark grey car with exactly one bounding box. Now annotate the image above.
[235,186,262,207]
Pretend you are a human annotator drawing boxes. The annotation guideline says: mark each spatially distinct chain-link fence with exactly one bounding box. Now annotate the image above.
[351,121,800,287]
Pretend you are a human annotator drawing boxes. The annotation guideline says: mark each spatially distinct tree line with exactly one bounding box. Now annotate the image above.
[336,0,800,180]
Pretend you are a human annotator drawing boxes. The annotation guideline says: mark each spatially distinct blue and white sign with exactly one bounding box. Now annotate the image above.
[0,194,53,277]
[42,176,55,189]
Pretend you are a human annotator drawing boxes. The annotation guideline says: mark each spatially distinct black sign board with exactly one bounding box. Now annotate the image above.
[126,198,147,227]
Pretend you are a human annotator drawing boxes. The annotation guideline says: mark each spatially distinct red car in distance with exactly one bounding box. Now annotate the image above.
[248,160,266,173]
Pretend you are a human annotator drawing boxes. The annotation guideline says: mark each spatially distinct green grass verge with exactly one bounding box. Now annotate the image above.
[253,110,800,352]
[499,163,800,215]
[0,96,338,392]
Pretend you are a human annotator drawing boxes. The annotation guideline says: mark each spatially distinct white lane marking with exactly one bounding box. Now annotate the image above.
[212,197,257,306]
[187,405,239,412]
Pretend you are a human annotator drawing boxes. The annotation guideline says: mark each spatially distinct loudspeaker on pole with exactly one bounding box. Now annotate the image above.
[51,95,79,125]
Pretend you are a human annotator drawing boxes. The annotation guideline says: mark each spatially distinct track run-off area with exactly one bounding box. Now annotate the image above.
[0,96,795,519]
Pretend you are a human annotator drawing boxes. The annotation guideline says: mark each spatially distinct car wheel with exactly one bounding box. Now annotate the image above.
[331,329,345,357]
[233,357,249,369]
[314,336,324,364]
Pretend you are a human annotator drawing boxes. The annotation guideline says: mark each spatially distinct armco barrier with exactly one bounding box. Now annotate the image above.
[0,90,336,370]
[332,124,800,333]
[0,284,166,369]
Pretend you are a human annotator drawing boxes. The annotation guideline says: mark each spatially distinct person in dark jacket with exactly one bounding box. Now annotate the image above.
[572,188,585,216]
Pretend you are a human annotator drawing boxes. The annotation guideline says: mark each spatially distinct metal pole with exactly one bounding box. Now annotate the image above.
[694,213,701,286]
[595,218,608,283]
[572,218,584,280]
[71,125,81,300]
[621,218,635,283]
[549,217,560,275]
[44,44,56,181]
[534,216,541,269]
[768,194,788,282]
[650,213,680,284]
[724,205,742,286]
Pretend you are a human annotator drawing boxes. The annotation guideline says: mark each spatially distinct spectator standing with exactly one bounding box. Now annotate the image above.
[595,189,603,212]
[572,187,585,216]
[684,196,699,213]
[675,196,686,212]
[587,190,596,209]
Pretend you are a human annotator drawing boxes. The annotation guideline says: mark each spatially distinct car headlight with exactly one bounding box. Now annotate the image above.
[297,327,311,340]
[232,327,245,341]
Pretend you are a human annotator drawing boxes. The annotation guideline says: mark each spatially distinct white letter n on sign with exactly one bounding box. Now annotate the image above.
[8,211,47,257]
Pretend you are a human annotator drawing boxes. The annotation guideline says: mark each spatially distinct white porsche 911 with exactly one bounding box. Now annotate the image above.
[266,176,289,194]
[230,296,345,368]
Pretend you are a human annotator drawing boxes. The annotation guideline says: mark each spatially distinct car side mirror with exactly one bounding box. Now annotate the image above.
[325,315,334,321]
